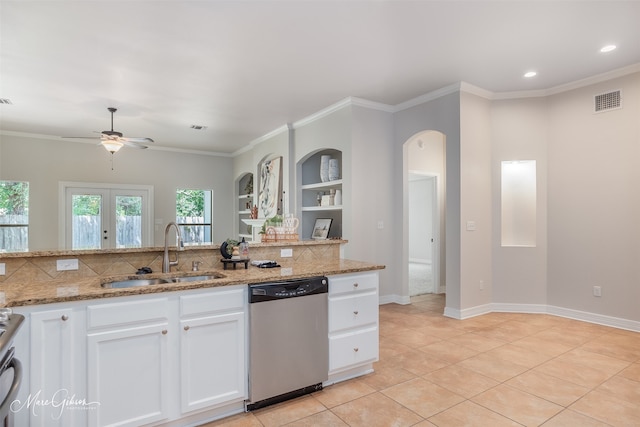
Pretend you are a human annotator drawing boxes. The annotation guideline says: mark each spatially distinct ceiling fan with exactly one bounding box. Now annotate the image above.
[65,107,154,153]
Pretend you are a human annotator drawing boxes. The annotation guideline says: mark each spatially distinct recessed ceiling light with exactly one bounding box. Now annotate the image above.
[524,71,537,78]
[600,45,616,53]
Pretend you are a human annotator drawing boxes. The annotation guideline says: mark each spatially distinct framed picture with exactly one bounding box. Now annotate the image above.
[312,218,332,240]
[258,157,283,218]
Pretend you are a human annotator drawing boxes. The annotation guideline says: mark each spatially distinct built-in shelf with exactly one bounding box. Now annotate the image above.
[237,173,254,241]
[298,149,343,239]
[301,205,343,212]
[301,180,343,190]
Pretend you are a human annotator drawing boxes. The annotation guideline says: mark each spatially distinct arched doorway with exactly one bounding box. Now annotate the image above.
[403,131,446,299]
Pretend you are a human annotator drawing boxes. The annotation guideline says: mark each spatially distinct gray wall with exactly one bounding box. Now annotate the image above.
[393,92,462,311]
[490,97,549,306]
[0,134,233,250]
[546,72,640,322]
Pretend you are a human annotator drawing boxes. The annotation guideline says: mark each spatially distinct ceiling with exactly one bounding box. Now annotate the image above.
[2,1,640,155]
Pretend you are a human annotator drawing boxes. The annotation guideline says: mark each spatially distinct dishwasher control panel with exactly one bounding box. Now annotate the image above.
[249,277,328,302]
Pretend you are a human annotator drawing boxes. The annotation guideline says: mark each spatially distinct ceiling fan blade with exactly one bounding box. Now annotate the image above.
[120,137,154,143]
[121,140,149,149]
[62,135,101,139]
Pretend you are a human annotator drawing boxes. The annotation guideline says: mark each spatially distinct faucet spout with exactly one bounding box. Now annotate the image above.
[163,222,184,273]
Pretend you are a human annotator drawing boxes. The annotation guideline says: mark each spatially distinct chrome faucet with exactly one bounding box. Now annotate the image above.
[162,222,184,273]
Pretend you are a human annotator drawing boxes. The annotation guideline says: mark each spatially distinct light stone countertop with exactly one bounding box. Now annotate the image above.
[2,259,385,308]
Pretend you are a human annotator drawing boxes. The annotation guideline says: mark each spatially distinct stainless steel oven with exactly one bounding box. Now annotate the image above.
[0,309,25,427]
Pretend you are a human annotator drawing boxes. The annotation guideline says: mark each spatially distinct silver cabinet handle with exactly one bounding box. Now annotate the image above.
[61,315,68,321]
[161,330,168,335]
[184,325,190,331]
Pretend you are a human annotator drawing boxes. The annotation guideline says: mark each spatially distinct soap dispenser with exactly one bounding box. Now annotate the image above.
[239,237,249,259]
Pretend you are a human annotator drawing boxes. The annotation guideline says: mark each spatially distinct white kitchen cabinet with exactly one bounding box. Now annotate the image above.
[29,306,87,427]
[327,272,379,381]
[179,288,246,413]
[86,298,171,427]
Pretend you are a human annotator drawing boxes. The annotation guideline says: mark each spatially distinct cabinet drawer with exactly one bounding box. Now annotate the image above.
[329,272,378,296]
[87,298,169,330]
[180,287,245,317]
[329,292,378,333]
[329,327,378,372]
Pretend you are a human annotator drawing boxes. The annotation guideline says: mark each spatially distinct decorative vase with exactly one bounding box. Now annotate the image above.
[320,155,331,182]
[334,189,342,206]
[328,158,340,181]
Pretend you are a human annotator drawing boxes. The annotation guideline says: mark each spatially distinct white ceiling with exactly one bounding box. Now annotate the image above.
[2,1,640,154]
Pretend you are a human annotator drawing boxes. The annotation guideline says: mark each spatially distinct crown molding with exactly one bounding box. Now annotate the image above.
[394,82,462,112]
[231,124,290,157]
[0,130,232,157]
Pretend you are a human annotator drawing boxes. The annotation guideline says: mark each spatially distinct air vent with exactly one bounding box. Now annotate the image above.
[594,90,621,113]
[0,98,13,105]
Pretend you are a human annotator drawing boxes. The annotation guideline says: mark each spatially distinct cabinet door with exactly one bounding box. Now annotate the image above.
[180,311,246,413]
[30,308,85,426]
[87,323,170,427]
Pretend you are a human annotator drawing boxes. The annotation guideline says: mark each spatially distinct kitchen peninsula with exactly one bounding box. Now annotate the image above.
[1,239,384,427]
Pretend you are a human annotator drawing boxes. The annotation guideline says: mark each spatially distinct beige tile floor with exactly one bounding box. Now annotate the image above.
[203,294,640,427]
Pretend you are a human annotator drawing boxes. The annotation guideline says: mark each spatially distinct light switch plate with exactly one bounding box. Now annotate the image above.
[280,248,293,258]
[57,259,79,271]
[0,263,5,275]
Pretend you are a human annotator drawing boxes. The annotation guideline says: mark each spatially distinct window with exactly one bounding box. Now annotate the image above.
[176,189,212,245]
[0,181,29,252]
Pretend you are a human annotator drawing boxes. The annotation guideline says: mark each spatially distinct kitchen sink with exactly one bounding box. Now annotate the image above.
[170,274,223,283]
[101,273,225,288]
[101,278,171,288]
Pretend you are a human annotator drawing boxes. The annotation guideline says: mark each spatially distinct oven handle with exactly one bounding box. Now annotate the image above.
[0,357,22,420]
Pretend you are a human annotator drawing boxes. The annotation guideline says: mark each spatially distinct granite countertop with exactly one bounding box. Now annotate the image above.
[2,259,385,307]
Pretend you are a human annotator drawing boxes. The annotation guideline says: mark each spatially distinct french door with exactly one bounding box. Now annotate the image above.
[61,183,153,250]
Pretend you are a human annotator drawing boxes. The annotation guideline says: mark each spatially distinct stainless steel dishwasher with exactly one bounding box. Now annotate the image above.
[246,276,328,411]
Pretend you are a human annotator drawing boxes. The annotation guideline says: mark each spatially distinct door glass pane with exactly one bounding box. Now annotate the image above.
[115,196,142,248]
[72,194,102,250]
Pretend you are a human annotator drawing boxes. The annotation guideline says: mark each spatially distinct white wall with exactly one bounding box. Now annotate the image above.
[0,134,233,250]
[546,72,640,322]
[490,97,548,305]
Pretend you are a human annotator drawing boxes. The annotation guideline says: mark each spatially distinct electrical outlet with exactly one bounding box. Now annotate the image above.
[377,220,384,229]
[479,280,484,290]
[56,259,79,271]
[280,248,293,258]
[0,263,5,275]
[593,286,602,297]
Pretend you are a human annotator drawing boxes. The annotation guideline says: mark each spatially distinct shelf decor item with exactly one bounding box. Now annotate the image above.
[320,155,331,182]
[328,158,340,181]
[312,218,332,240]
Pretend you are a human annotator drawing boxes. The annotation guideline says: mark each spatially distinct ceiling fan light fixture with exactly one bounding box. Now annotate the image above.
[101,140,124,153]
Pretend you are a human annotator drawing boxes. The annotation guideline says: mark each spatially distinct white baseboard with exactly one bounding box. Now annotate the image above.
[379,294,411,305]
[547,305,640,332]
[440,302,640,332]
